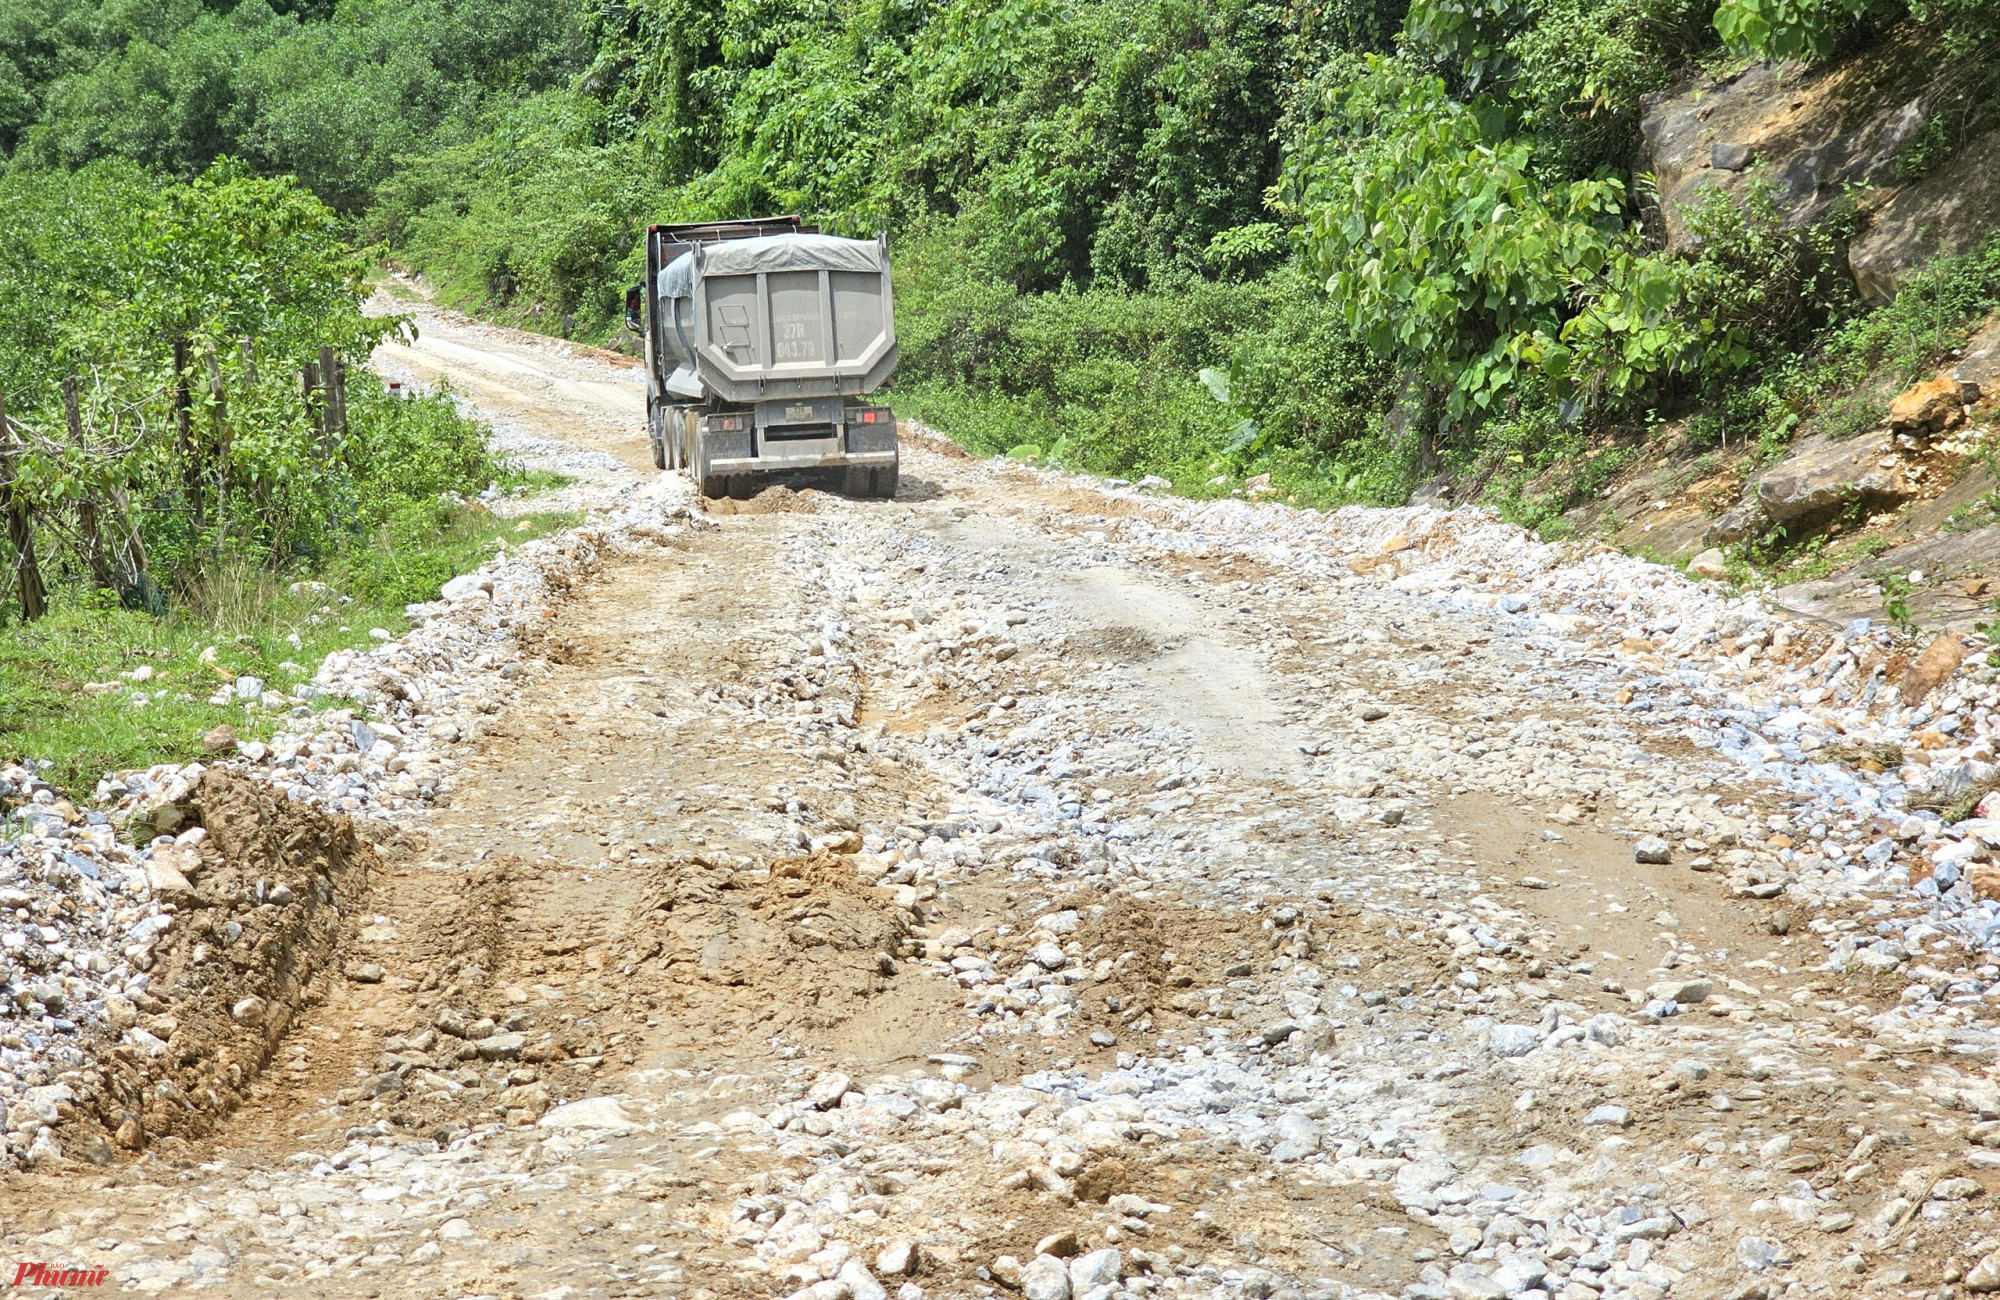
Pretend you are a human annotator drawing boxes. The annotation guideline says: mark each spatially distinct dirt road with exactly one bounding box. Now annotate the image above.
[4,308,1998,1300]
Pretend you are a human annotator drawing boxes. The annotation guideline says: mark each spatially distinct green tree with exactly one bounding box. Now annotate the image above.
[0,161,404,608]
[1280,57,1647,433]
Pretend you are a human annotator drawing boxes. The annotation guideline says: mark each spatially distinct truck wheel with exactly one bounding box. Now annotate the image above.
[690,420,727,496]
[673,407,696,472]
[694,446,726,498]
[648,402,668,471]
[843,456,898,500]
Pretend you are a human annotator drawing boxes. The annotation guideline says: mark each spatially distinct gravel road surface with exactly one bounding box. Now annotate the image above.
[3,305,1997,1300]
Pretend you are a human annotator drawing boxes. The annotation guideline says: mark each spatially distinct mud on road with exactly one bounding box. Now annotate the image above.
[3,303,1998,1300]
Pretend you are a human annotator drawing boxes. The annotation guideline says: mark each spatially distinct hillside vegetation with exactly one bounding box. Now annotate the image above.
[0,116,560,785]
[4,0,2000,555]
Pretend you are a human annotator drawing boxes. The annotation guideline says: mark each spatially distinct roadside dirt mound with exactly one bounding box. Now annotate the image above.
[705,484,826,516]
[69,772,376,1162]
[989,890,1264,1062]
[410,859,515,996]
[1065,894,1203,1043]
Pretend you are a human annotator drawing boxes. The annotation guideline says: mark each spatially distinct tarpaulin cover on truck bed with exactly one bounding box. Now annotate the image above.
[659,234,885,298]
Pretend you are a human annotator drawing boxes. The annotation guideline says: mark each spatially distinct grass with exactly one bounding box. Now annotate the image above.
[0,499,576,796]
[895,380,1413,512]
[1912,775,2000,824]
[1487,439,1641,542]
[1817,741,1907,773]
[1943,492,2000,534]
[368,270,427,304]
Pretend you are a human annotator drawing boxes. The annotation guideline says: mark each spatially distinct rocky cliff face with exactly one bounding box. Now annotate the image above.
[1848,124,2000,301]
[1504,27,2000,633]
[1639,28,1997,303]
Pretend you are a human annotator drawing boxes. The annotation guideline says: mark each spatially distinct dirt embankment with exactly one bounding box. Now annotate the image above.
[58,774,376,1162]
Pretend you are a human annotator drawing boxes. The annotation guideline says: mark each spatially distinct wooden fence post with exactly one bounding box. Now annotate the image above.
[64,375,117,593]
[303,358,323,447]
[174,337,201,533]
[204,352,232,530]
[0,391,47,621]
[319,346,347,441]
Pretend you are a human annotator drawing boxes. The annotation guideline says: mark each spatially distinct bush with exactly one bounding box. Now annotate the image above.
[373,91,667,335]
[0,160,512,619]
[1672,175,1858,381]
[895,225,1399,496]
[1279,54,1654,428]
[1708,233,2000,451]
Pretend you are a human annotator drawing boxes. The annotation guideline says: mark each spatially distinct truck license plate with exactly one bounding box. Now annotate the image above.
[759,398,838,427]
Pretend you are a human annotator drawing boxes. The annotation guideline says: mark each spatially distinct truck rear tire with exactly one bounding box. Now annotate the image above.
[690,421,724,497]
[648,400,668,471]
[672,407,695,471]
[844,452,898,500]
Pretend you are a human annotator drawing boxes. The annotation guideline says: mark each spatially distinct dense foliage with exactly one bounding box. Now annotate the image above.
[2,0,1997,511]
[0,144,543,788]
[0,160,505,617]
[0,0,588,208]
[1713,0,2000,63]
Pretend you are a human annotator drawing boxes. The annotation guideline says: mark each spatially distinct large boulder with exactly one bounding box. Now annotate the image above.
[1755,429,1912,524]
[1887,375,1974,436]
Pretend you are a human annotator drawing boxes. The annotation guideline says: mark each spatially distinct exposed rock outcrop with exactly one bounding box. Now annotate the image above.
[1755,428,1914,525]
[1705,498,1770,546]
[1848,125,2000,304]
[1639,41,1934,255]
[1639,29,1993,303]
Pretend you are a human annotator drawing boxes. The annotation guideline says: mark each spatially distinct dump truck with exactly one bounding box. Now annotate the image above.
[626,216,899,500]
